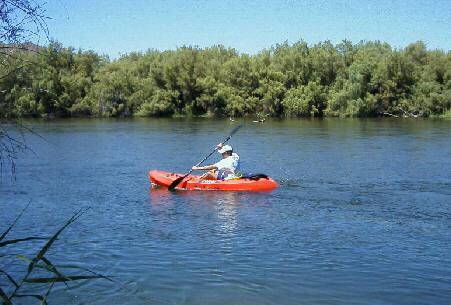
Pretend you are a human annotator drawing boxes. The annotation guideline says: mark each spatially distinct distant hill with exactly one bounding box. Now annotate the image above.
[0,42,42,54]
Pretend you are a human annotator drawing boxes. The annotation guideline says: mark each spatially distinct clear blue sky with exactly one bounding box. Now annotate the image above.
[45,0,451,58]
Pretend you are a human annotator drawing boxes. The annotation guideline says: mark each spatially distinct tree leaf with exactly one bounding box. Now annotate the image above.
[0,287,13,305]
[24,275,104,283]
[14,294,45,301]
[41,256,71,288]
[49,264,114,282]
[27,208,89,274]
[0,236,48,247]
[0,269,19,288]
[0,200,31,242]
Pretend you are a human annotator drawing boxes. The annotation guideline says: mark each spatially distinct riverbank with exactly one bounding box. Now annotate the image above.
[2,114,450,126]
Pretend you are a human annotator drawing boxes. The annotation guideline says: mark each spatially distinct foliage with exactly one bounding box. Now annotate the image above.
[283,81,327,117]
[1,40,451,118]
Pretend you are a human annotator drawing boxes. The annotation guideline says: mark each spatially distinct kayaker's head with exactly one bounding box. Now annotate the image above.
[218,144,233,158]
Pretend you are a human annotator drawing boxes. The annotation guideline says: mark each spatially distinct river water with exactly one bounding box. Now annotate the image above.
[1,118,450,305]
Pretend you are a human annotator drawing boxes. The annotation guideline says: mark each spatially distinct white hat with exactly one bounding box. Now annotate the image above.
[218,145,233,154]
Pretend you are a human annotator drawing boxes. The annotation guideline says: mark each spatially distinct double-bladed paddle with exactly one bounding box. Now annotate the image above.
[168,124,243,191]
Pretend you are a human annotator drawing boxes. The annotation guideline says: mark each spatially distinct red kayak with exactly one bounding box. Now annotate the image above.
[149,170,278,192]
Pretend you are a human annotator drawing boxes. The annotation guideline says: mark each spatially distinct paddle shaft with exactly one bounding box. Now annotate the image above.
[168,125,242,191]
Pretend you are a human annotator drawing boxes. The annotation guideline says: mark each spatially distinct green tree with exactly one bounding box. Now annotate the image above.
[282,81,327,117]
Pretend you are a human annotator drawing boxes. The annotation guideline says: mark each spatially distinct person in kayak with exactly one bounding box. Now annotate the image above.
[191,144,240,180]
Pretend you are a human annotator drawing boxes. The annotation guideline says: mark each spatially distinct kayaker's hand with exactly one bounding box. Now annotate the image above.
[216,143,223,150]
[192,166,199,170]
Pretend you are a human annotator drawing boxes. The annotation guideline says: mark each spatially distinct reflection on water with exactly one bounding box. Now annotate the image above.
[211,192,242,239]
[1,118,451,305]
[148,186,174,204]
[149,188,270,240]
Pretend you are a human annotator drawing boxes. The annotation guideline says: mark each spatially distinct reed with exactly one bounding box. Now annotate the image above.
[0,203,111,305]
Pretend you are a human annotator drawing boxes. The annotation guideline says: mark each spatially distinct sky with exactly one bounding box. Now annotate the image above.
[44,0,451,58]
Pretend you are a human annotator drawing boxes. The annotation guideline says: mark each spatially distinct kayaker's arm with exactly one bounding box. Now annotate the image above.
[192,165,218,171]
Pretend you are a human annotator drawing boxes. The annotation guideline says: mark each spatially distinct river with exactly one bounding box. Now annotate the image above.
[1,118,450,305]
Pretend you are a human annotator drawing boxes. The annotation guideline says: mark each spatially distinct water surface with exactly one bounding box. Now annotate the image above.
[1,118,450,305]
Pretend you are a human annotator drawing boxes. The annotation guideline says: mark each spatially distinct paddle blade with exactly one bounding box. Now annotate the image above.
[229,124,243,137]
[168,175,186,191]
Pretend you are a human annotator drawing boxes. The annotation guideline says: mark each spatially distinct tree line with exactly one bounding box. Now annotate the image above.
[1,40,450,118]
